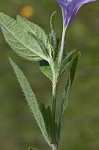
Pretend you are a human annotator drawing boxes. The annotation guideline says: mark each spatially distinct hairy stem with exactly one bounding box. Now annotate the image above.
[58,27,66,68]
[51,64,57,144]
[52,144,58,150]
[48,58,57,123]
[52,78,57,124]
[48,58,58,144]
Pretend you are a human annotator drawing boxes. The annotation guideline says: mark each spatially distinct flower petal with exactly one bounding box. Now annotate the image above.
[55,0,95,28]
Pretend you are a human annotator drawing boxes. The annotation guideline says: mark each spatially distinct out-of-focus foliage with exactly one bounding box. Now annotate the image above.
[0,0,99,150]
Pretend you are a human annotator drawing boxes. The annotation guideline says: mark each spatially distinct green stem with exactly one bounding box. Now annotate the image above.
[52,144,58,150]
[52,78,57,124]
[51,68,57,145]
[48,58,57,123]
[58,26,66,68]
[48,58,58,144]
[51,27,66,122]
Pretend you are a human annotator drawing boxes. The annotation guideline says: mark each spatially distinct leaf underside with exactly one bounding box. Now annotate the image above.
[59,50,76,78]
[0,13,49,61]
[17,15,49,48]
[39,60,52,81]
[17,15,51,57]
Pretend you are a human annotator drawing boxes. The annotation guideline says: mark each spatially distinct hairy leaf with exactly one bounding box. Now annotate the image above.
[40,104,58,144]
[59,50,76,78]
[31,33,49,57]
[17,15,50,56]
[40,104,52,141]
[17,15,48,46]
[0,13,48,61]
[39,60,52,81]
[49,12,57,54]
[57,52,81,142]
[9,58,51,147]
[49,12,60,60]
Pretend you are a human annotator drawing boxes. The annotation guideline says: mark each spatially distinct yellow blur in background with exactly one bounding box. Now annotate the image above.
[19,6,34,18]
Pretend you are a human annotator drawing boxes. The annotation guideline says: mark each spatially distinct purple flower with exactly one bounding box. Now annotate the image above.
[56,0,95,29]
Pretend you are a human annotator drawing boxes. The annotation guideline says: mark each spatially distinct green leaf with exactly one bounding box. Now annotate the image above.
[39,60,52,81]
[17,15,48,47]
[59,50,76,78]
[9,58,51,147]
[49,12,57,50]
[49,12,59,60]
[69,52,81,87]
[63,52,81,113]
[57,52,81,142]
[31,33,49,57]
[40,104,59,145]
[17,15,50,57]
[40,104,52,141]
[0,13,48,61]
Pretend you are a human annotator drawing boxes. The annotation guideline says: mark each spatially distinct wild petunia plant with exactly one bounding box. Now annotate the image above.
[0,0,95,150]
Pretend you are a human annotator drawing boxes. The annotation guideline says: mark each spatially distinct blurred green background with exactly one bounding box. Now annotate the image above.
[0,0,99,150]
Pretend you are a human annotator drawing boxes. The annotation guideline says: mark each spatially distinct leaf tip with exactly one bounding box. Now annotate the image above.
[8,57,13,65]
